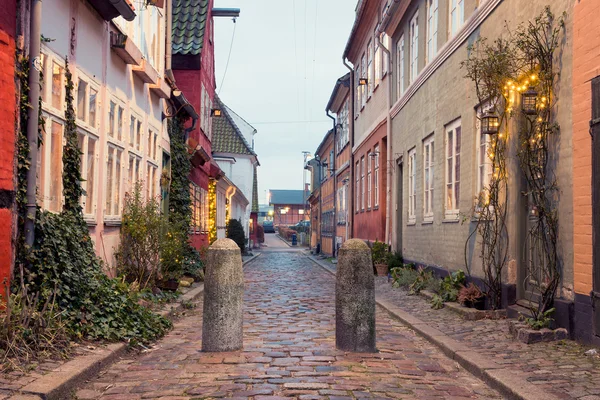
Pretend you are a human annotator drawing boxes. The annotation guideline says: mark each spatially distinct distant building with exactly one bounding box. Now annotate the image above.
[257,204,274,224]
[268,189,309,226]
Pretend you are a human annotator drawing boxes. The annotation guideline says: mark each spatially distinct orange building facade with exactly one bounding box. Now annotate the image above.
[573,0,600,345]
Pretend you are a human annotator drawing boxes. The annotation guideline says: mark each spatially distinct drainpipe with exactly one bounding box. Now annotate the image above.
[165,0,172,72]
[327,112,336,256]
[25,0,42,247]
[376,31,393,248]
[343,57,354,239]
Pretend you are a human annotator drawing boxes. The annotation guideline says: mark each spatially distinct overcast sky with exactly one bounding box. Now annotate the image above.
[213,0,356,204]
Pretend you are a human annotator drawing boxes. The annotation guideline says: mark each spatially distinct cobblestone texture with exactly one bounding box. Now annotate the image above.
[371,275,600,400]
[75,251,499,399]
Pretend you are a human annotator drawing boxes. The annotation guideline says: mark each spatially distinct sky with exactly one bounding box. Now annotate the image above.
[213,0,357,204]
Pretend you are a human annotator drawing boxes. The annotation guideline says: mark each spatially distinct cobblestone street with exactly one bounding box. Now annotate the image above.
[76,246,499,399]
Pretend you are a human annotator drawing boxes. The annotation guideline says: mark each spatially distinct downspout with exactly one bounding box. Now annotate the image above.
[343,57,354,239]
[25,0,42,247]
[165,0,172,72]
[326,112,336,256]
[376,31,393,248]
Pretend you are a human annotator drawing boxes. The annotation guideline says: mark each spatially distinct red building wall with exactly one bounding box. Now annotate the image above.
[353,123,387,243]
[174,0,216,250]
[0,0,16,292]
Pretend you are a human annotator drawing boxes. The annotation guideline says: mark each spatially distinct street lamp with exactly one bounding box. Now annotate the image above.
[521,87,538,115]
[481,111,500,135]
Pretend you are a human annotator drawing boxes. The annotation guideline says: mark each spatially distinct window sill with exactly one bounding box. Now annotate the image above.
[442,215,460,223]
[422,219,433,225]
[407,219,416,226]
[373,206,379,211]
[104,219,122,227]
[85,218,97,226]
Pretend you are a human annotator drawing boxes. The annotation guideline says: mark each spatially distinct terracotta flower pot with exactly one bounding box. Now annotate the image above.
[375,263,388,277]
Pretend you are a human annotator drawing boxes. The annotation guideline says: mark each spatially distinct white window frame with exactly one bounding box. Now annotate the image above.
[445,118,461,217]
[107,97,126,145]
[361,53,367,109]
[129,111,144,156]
[361,156,365,210]
[355,162,360,213]
[476,106,494,209]
[128,152,142,193]
[75,71,100,133]
[367,40,374,97]
[38,115,65,213]
[355,65,361,117]
[397,34,405,96]
[408,148,416,224]
[423,135,435,222]
[105,144,124,219]
[367,152,372,209]
[337,99,349,153]
[147,162,158,201]
[381,33,390,77]
[409,11,419,83]
[449,0,464,38]
[426,0,438,64]
[78,129,99,219]
[374,145,380,207]
[374,31,382,88]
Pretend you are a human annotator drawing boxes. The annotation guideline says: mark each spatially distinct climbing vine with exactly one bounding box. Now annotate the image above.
[462,7,565,317]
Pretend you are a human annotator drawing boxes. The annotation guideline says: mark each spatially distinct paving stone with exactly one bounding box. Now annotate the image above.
[74,252,501,399]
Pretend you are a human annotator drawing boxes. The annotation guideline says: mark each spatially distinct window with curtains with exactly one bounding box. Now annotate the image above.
[408,148,416,223]
[423,135,435,221]
[445,119,461,216]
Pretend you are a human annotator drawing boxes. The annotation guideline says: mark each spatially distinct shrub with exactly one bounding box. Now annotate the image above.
[371,240,388,265]
[182,246,203,281]
[386,252,404,270]
[391,267,419,289]
[159,219,187,280]
[278,226,296,241]
[458,283,484,306]
[227,219,246,253]
[256,224,265,243]
[408,267,433,295]
[115,182,162,289]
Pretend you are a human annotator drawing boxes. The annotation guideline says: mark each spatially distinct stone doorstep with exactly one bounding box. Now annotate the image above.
[508,320,569,344]
[419,290,507,320]
[306,255,562,400]
[10,283,206,400]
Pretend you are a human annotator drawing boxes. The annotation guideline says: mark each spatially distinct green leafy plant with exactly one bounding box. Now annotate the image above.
[431,294,445,310]
[115,182,162,289]
[386,252,404,270]
[371,240,388,265]
[227,218,246,253]
[524,308,555,330]
[159,219,187,281]
[438,270,466,302]
[390,267,419,289]
[408,267,433,295]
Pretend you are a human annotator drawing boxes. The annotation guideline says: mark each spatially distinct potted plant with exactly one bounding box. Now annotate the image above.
[371,240,389,276]
[458,283,485,309]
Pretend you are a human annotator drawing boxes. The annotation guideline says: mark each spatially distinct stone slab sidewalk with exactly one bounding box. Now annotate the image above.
[308,255,600,400]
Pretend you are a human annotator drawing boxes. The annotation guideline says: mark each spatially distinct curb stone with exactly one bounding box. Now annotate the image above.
[242,252,261,267]
[9,283,206,400]
[306,255,561,400]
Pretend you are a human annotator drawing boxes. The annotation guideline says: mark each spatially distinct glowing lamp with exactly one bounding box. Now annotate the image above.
[521,87,538,115]
[481,111,499,135]
[211,108,222,117]
[359,78,368,86]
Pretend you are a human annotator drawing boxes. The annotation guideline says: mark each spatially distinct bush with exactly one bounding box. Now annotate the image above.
[386,252,404,270]
[278,226,296,241]
[391,267,419,289]
[159,219,187,280]
[371,240,388,265]
[182,246,203,281]
[227,219,246,253]
[256,224,265,243]
[115,182,162,289]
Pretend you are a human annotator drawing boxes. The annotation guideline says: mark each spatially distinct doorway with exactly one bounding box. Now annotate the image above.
[396,159,403,254]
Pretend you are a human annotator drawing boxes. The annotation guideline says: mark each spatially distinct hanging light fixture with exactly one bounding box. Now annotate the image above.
[359,78,368,86]
[211,108,222,117]
[521,86,538,115]
[481,111,500,135]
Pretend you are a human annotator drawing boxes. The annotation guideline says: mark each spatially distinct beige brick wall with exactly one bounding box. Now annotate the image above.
[389,0,574,297]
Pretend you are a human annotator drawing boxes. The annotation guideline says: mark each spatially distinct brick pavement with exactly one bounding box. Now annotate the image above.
[372,279,600,400]
[75,252,499,399]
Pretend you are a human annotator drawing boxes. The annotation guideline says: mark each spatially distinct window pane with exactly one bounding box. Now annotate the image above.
[89,88,97,128]
[77,133,85,175]
[85,138,96,214]
[117,107,123,141]
[108,101,115,137]
[77,79,87,121]
[114,149,122,214]
[130,116,135,146]
[136,121,142,151]
[51,62,63,109]
[147,130,152,157]
[106,148,113,214]
[49,121,63,212]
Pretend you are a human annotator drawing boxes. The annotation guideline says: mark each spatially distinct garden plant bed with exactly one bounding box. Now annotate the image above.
[419,290,506,321]
[508,320,569,344]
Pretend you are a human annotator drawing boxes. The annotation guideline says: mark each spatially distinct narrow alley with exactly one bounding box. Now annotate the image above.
[76,244,499,399]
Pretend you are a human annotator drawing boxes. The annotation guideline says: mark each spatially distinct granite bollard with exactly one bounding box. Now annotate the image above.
[202,238,244,352]
[335,239,376,352]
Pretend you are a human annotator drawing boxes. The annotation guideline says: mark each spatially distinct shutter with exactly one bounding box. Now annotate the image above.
[591,76,600,337]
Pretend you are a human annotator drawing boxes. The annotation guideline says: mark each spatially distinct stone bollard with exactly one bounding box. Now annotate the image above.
[335,239,376,352]
[202,238,244,352]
